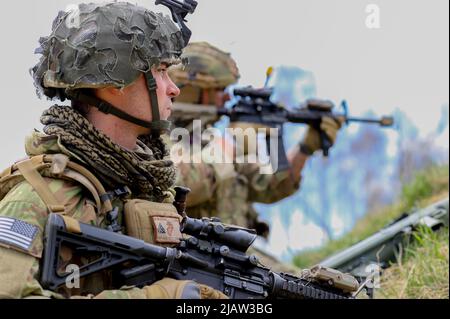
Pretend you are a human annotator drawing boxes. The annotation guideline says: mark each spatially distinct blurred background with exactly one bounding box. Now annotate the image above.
[0,0,448,263]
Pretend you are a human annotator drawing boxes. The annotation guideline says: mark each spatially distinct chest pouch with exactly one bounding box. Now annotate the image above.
[123,199,183,247]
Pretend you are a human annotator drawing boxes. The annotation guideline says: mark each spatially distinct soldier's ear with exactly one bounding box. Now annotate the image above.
[93,86,124,99]
[105,87,124,96]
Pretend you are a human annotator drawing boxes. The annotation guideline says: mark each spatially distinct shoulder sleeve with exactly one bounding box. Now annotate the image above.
[175,161,216,207]
[236,163,301,203]
[0,179,63,298]
[0,180,151,299]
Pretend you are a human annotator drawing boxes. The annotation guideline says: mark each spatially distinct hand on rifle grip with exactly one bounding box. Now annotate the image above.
[320,129,332,157]
[300,116,343,156]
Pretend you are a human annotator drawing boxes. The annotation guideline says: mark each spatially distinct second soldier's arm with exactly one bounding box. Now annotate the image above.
[242,115,344,204]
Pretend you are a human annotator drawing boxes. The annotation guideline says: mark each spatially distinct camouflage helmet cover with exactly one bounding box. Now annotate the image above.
[31,2,186,100]
[169,41,240,90]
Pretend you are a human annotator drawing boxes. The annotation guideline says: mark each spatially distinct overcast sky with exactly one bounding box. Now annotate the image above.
[0,0,448,169]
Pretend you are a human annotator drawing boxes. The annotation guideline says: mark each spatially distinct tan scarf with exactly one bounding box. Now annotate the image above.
[40,105,176,201]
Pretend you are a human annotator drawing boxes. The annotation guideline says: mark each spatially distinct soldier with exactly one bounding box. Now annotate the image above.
[167,42,344,272]
[0,3,226,299]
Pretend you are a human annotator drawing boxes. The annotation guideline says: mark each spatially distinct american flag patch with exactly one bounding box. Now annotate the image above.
[0,217,38,251]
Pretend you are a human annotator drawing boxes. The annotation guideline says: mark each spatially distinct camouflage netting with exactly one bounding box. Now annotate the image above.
[169,41,240,90]
[31,2,186,100]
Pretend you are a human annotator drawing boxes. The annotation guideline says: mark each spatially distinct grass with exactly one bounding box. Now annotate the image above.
[377,226,449,299]
[293,164,449,269]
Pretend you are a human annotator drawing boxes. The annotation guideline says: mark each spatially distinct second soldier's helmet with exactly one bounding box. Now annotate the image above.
[31,2,187,133]
[169,41,240,90]
[168,42,240,130]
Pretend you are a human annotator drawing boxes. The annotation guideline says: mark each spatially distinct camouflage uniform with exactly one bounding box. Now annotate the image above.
[167,42,301,273]
[169,44,344,274]
[0,134,159,298]
[175,154,300,230]
[0,3,226,299]
[169,137,301,273]
[169,42,300,230]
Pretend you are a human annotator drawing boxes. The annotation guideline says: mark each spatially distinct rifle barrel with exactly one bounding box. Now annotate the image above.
[347,118,381,124]
[346,116,394,127]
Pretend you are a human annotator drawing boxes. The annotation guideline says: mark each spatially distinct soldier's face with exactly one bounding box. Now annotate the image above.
[99,65,180,135]
[151,63,181,120]
[112,65,179,134]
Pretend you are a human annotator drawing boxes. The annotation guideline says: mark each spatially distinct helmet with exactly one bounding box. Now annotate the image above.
[31,2,188,133]
[168,42,239,129]
[169,41,240,91]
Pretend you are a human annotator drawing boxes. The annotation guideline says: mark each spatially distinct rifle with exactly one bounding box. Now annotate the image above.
[155,0,198,45]
[219,86,394,157]
[40,213,361,299]
[318,197,449,295]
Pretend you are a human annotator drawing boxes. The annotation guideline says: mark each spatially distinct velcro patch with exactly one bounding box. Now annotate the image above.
[0,217,38,252]
[151,216,182,244]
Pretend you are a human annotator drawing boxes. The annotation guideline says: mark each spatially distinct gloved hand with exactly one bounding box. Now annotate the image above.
[300,116,344,156]
[143,277,228,299]
[254,219,270,239]
[247,214,270,239]
[198,283,229,299]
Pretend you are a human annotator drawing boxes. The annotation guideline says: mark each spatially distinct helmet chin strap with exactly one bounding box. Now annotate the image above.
[144,71,171,136]
[66,71,171,136]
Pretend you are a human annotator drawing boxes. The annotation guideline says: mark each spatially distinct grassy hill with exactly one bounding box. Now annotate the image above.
[377,225,448,298]
[292,164,449,298]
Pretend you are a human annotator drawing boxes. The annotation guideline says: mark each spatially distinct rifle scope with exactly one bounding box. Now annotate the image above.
[181,217,257,252]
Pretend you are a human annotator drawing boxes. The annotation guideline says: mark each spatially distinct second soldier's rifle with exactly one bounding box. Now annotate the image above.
[219,86,394,157]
